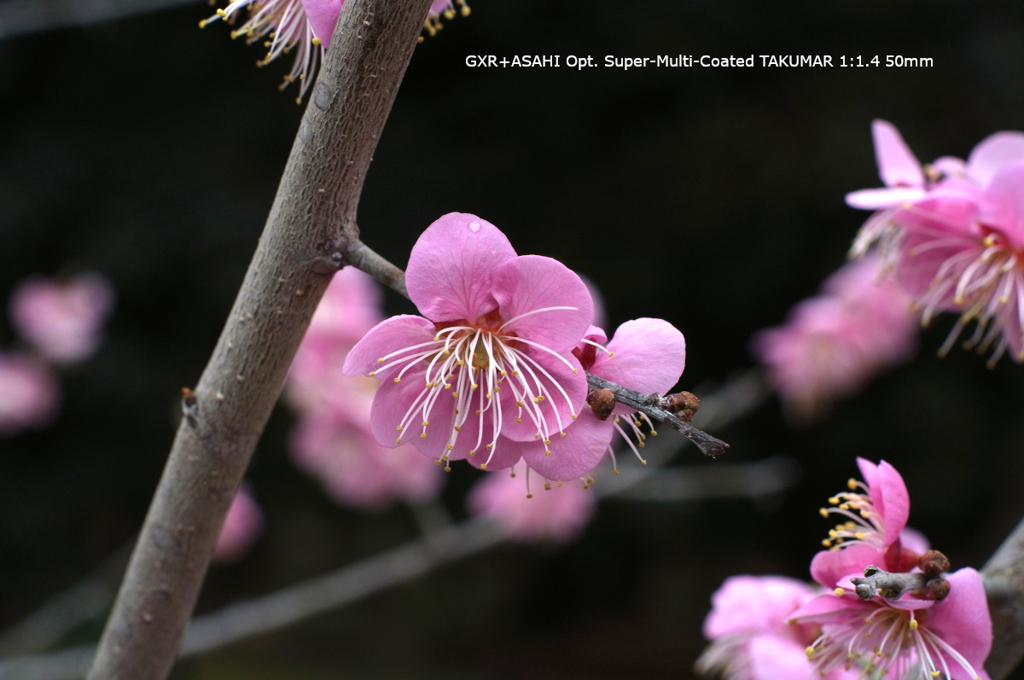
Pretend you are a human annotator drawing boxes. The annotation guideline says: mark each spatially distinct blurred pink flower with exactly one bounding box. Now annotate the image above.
[467,470,595,543]
[10,273,115,365]
[0,352,59,436]
[793,569,991,680]
[893,162,1024,363]
[343,213,594,473]
[213,482,264,564]
[290,396,445,510]
[287,267,383,412]
[752,257,917,421]
[697,575,855,680]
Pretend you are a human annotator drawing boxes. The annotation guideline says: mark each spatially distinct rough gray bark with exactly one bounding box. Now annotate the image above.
[85,2,432,678]
[984,515,1024,679]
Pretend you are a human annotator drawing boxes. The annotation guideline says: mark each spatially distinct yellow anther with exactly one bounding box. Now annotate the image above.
[820,508,829,518]
[847,478,858,490]
[422,420,429,427]
[480,463,488,470]
[420,433,427,439]
[909,619,918,630]
[515,417,522,423]
[216,8,228,17]
[572,369,578,374]
[834,588,845,596]
[444,465,451,472]
[534,433,541,439]
[311,36,322,46]
[471,383,479,390]
[475,409,482,415]
[640,459,647,465]
[608,351,615,357]
[368,371,376,377]
[452,392,459,398]
[457,360,464,366]
[544,482,552,490]
[394,377,401,383]
[446,444,454,451]
[805,647,815,659]
[829,530,839,538]
[434,459,443,466]
[454,426,461,432]
[516,400,524,407]
[486,392,492,399]
[839,503,851,510]
[571,414,577,420]
[500,370,507,376]
[855,532,866,540]
[822,539,832,547]
[468,449,475,456]
[650,430,657,436]
[545,450,552,456]
[560,432,566,437]
[485,444,492,450]
[396,438,402,444]
[396,425,404,431]
[613,468,620,475]
[829,496,841,505]
[533,396,542,403]
[543,439,551,445]
[860,510,870,519]
[525,493,533,499]
[445,383,452,389]
[377,357,385,363]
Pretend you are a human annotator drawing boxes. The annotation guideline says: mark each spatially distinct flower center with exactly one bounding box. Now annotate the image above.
[369,308,580,469]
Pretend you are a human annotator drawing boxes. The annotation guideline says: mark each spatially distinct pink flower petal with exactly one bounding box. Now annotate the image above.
[980,160,1024,246]
[492,255,594,352]
[788,591,867,622]
[213,483,263,564]
[467,471,596,543]
[924,568,993,679]
[300,0,342,49]
[748,634,818,680]
[518,414,615,482]
[590,318,686,401]
[872,119,925,189]
[857,458,910,548]
[342,315,435,378]
[967,131,1024,187]
[704,575,817,638]
[810,543,884,590]
[405,213,517,323]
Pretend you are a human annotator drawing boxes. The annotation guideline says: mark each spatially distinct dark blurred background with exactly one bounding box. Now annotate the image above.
[2,0,1024,677]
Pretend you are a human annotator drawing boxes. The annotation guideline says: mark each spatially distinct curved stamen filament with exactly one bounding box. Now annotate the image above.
[498,306,578,330]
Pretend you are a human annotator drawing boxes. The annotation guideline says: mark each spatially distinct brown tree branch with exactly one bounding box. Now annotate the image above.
[984,515,1024,679]
[85,2,433,679]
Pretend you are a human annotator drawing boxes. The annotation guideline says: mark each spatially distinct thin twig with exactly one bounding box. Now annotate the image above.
[343,238,408,298]
[84,3,434,679]
[585,374,729,457]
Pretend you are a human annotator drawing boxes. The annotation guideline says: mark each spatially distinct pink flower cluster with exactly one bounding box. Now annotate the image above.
[0,273,114,437]
[202,0,469,100]
[288,267,445,511]
[213,482,265,564]
[752,255,918,421]
[467,471,596,543]
[849,120,1024,364]
[344,213,687,491]
[698,459,992,680]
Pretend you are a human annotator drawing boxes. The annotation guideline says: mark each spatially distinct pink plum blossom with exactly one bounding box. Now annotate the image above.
[509,318,685,482]
[287,267,445,509]
[752,257,917,421]
[892,162,1024,363]
[467,470,596,543]
[9,273,115,365]
[343,213,594,474]
[793,569,991,680]
[287,266,383,412]
[813,458,924,589]
[696,575,855,680]
[213,482,264,564]
[847,120,1024,363]
[290,396,444,510]
[0,353,59,436]
[791,459,992,680]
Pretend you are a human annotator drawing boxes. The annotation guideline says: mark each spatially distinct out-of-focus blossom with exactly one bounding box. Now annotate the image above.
[202,0,469,100]
[288,267,445,509]
[752,257,917,421]
[9,273,115,365]
[287,267,383,412]
[290,396,444,510]
[213,483,264,564]
[847,120,1024,364]
[511,318,685,482]
[0,352,59,436]
[893,163,1024,364]
[467,470,595,543]
[696,575,855,680]
[343,213,594,474]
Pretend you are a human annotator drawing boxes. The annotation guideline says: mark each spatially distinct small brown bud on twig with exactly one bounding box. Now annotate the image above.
[914,577,951,601]
[663,391,700,421]
[586,388,616,421]
[918,550,951,578]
